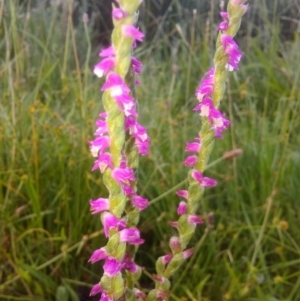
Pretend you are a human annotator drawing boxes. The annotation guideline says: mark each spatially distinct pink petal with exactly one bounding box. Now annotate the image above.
[182,248,194,259]
[191,170,217,188]
[119,228,144,245]
[183,155,197,167]
[161,254,173,265]
[88,247,108,263]
[187,214,203,225]
[169,236,181,251]
[103,257,124,277]
[175,190,188,199]
[112,8,128,20]
[93,57,115,77]
[90,283,102,296]
[169,221,178,229]
[112,167,136,184]
[89,198,109,214]
[217,21,229,31]
[122,25,144,42]
[177,201,187,215]
[99,46,115,57]
[102,212,126,237]
[131,195,149,211]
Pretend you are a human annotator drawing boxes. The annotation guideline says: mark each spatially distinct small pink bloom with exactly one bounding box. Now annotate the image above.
[131,57,143,74]
[122,185,135,196]
[100,292,114,301]
[195,68,215,100]
[89,198,109,214]
[88,247,107,263]
[182,248,194,259]
[90,136,110,157]
[93,57,115,78]
[112,167,136,184]
[125,115,136,130]
[169,236,181,251]
[120,155,128,169]
[131,195,149,211]
[129,122,150,152]
[94,119,107,136]
[133,288,147,299]
[217,21,229,31]
[220,12,229,19]
[99,46,115,57]
[187,214,203,225]
[101,73,130,97]
[169,221,178,229]
[124,102,138,117]
[103,257,124,277]
[191,170,217,188]
[183,155,197,167]
[175,190,188,199]
[209,108,230,138]
[193,98,214,117]
[112,8,128,20]
[122,25,144,42]
[123,254,140,273]
[152,275,168,284]
[161,254,173,265]
[135,138,150,156]
[90,283,102,296]
[102,212,126,237]
[177,201,187,215]
[114,93,137,116]
[185,140,201,153]
[119,228,144,245]
[221,34,243,71]
[92,153,113,173]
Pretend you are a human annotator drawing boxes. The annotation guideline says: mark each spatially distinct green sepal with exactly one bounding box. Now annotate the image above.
[106,233,120,254]
[103,169,119,194]
[155,256,165,276]
[100,274,112,292]
[163,253,184,278]
[131,266,142,282]
[187,180,203,214]
[178,215,196,249]
[114,242,127,261]
[227,1,247,37]
[110,192,127,218]
[146,289,158,301]
[125,288,135,301]
[196,122,215,171]
[103,92,125,166]
[116,55,132,79]
[111,273,125,299]
[125,136,139,168]
[156,278,170,292]
[112,28,133,78]
[119,0,141,14]
[126,266,142,285]
[126,209,140,226]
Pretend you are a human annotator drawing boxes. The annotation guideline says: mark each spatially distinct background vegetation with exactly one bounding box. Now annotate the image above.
[1,0,300,300]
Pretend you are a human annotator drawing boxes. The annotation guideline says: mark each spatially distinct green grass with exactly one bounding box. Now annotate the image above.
[1,0,300,300]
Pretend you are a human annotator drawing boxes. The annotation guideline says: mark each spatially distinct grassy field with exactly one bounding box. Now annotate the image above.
[1,0,300,300]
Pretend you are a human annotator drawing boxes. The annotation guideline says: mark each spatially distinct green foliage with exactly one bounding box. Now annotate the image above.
[0,0,300,300]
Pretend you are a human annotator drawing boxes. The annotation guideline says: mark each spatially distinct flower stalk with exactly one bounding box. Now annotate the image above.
[89,0,149,300]
[147,1,247,300]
